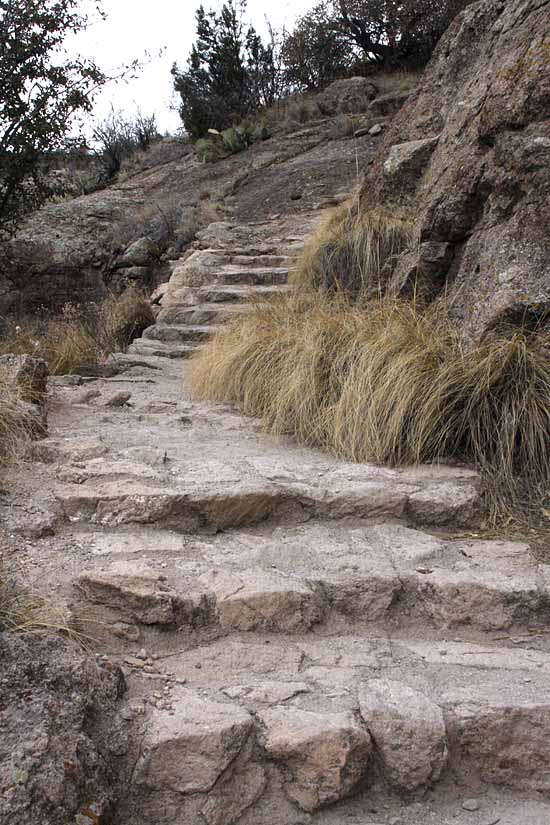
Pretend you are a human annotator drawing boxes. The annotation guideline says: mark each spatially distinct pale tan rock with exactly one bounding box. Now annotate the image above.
[134,692,253,794]
[201,568,325,632]
[105,391,132,407]
[383,136,440,182]
[77,562,176,625]
[56,458,163,484]
[407,482,480,527]
[443,680,550,792]
[403,540,550,630]
[359,679,448,791]
[31,436,109,463]
[260,707,372,811]
[201,762,266,825]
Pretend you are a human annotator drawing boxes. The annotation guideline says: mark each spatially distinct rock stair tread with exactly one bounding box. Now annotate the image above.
[115,630,550,824]
[128,339,200,358]
[75,521,550,634]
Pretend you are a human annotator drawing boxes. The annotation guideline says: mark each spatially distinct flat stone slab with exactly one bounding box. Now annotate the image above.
[57,457,481,531]
[75,523,550,634]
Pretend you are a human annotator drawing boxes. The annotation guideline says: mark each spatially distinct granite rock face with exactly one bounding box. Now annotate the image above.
[362,0,550,341]
[0,633,128,825]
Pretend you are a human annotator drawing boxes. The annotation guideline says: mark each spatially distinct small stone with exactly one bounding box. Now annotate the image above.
[105,391,132,408]
[462,799,481,812]
[369,123,383,136]
[76,389,101,404]
[136,648,147,660]
[124,656,145,669]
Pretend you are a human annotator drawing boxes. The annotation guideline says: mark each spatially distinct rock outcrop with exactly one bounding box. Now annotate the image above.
[0,633,128,825]
[362,0,550,341]
[317,77,378,115]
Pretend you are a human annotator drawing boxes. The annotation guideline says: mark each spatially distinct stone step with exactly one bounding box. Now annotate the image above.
[116,633,550,823]
[141,323,221,344]
[180,283,291,305]
[156,302,252,327]
[127,339,200,359]
[205,265,290,287]
[56,458,480,533]
[76,522,550,635]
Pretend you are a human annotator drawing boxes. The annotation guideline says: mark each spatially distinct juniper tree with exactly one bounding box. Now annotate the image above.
[172,1,281,139]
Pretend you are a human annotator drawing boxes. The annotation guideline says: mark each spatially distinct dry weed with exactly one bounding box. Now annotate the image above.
[0,286,154,375]
[0,372,36,464]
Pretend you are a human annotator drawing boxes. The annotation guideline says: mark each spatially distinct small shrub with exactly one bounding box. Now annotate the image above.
[194,121,265,163]
[0,287,154,375]
[93,109,161,182]
[100,287,155,349]
[188,294,550,524]
[293,204,417,297]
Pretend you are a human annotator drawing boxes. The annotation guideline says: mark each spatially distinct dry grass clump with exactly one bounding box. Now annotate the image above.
[293,204,417,297]
[0,373,36,464]
[0,286,154,375]
[369,68,423,96]
[189,293,550,523]
[0,545,83,641]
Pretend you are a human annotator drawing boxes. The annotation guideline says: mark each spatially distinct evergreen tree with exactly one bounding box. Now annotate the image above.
[0,0,108,237]
[172,1,280,139]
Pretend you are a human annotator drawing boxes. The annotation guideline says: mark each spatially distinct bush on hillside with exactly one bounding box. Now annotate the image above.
[0,287,154,375]
[280,0,472,91]
[0,0,109,238]
[282,2,354,91]
[93,109,161,181]
[195,121,268,162]
[172,1,283,140]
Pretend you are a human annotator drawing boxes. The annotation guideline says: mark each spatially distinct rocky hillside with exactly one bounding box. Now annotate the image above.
[361,0,550,340]
[0,77,400,317]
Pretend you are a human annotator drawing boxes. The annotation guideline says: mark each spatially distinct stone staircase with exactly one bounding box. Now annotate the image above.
[29,365,550,825]
[19,211,550,823]
[129,214,319,360]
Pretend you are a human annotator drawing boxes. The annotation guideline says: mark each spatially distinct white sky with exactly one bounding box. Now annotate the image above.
[69,0,315,134]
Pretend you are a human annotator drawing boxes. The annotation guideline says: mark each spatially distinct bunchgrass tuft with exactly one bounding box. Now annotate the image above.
[188,293,550,524]
[292,204,417,298]
[0,371,36,464]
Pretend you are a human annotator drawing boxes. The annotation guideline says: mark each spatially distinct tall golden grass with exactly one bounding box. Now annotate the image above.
[0,286,154,376]
[188,292,550,523]
[292,205,416,297]
[0,372,36,464]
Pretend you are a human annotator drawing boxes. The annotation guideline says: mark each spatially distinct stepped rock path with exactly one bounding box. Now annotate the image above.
[4,211,550,825]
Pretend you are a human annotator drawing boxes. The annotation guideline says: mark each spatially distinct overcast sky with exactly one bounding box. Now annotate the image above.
[69,0,314,134]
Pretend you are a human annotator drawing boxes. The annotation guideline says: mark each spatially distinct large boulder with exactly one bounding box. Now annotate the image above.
[0,633,128,825]
[361,0,550,341]
[318,77,378,116]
